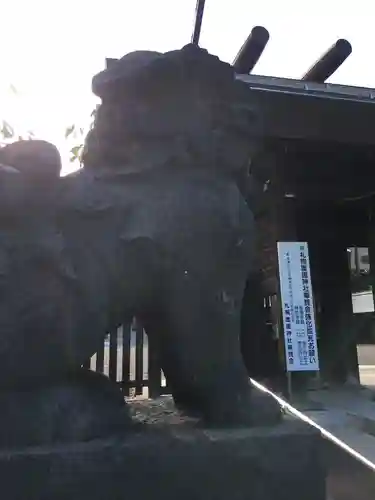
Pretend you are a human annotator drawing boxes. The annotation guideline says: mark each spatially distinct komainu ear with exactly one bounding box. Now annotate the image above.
[0,140,62,181]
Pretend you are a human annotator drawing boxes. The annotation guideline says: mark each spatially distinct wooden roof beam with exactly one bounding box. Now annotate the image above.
[233,26,270,74]
[191,0,206,46]
[301,39,352,83]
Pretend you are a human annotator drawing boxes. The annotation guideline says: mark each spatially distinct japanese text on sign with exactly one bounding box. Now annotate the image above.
[277,242,319,372]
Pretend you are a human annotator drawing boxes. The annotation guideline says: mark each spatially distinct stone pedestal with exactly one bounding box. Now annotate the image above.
[0,409,325,500]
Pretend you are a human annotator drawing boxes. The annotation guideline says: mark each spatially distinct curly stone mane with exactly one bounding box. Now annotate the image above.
[82,44,263,175]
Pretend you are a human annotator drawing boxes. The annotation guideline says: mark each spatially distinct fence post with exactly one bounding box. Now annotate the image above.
[121,322,131,396]
[109,329,118,382]
[134,319,144,396]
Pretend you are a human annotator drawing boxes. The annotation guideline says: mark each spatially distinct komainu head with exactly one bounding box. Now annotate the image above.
[83,44,264,175]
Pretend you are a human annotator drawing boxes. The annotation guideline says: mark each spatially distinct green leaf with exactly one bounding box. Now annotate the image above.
[1,120,15,139]
[70,145,84,163]
[71,144,82,155]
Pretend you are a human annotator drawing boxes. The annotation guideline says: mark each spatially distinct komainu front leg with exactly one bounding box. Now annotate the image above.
[140,311,202,416]
[161,275,281,427]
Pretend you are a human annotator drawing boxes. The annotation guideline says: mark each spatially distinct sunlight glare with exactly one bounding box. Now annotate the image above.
[1,0,375,173]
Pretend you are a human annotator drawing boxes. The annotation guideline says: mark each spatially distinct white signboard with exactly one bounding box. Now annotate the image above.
[277,242,319,372]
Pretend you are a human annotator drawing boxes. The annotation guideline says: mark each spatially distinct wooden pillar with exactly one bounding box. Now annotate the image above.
[251,150,299,391]
[241,270,282,382]
[241,194,288,385]
[239,144,294,388]
[307,210,359,385]
[368,201,375,317]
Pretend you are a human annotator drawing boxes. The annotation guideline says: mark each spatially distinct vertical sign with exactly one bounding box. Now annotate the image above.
[277,242,319,372]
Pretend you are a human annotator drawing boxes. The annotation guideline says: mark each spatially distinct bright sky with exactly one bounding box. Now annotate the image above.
[1,0,374,173]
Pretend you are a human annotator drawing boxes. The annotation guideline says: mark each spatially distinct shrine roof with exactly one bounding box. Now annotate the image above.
[238,74,375,147]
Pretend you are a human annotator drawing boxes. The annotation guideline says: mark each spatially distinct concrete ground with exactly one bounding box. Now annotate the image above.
[357,344,375,388]
[86,335,375,498]
[357,344,375,366]
[252,379,375,500]
[285,345,375,470]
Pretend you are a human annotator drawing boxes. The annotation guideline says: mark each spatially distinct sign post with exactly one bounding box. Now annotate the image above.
[277,242,319,400]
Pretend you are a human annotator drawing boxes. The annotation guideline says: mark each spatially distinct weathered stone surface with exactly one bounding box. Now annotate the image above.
[0,415,324,500]
[0,369,134,449]
[0,43,280,430]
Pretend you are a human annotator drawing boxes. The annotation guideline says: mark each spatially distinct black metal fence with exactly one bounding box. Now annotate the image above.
[83,319,168,398]
[83,294,279,398]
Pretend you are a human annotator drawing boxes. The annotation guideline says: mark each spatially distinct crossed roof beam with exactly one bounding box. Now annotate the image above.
[191,0,352,83]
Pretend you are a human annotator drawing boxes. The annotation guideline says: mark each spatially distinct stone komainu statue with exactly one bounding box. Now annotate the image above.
[0,44,280,447]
